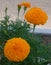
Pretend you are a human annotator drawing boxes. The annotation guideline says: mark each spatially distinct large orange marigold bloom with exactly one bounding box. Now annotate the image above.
[4,38,30,62]
[21,2,30,8]
[25,7,48,25]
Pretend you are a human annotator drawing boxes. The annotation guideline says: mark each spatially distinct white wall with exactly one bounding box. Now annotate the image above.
[0,0,51,34]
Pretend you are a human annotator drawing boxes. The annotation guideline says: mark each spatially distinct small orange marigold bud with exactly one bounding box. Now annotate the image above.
[4,38,30,62]
[21,2,30,8]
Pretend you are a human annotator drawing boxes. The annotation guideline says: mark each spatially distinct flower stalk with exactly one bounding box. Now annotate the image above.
[23,6,27,14]
[33,25,38,64]
[17,4,21,19]
[5,7,7,17]
[33,24,36,33]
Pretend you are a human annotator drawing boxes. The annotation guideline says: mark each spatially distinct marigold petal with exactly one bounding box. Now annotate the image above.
[21,2,30,8]
[4,38,30,62]
[25,7,48,25]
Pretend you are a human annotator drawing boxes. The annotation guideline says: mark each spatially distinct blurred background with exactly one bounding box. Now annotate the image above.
[0,0,51,34]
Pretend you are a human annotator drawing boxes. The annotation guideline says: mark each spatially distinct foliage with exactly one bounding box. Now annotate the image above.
[0,8,51,65]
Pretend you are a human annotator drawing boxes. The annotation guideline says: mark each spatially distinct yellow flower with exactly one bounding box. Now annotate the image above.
[25,7,48,25]
[4,38,30,62]
[21,2,30,8]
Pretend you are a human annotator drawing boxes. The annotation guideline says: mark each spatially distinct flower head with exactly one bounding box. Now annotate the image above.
[4,38,30,62]
[25,7,48,25]
[21,2,30,8]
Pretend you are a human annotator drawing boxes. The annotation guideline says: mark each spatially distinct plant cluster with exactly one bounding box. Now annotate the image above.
[0,2,51,65]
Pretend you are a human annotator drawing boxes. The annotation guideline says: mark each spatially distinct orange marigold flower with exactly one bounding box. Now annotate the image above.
[4,38,30,62]
[25,7,48,25]
[21,2,30,8]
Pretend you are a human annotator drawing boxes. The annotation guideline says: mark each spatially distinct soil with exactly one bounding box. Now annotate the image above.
[41,34,51,45]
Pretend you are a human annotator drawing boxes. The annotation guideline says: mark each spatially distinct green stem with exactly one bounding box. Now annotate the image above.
[33,25,38,64]
[5,7,7,17]
[4,7,8,29]
[17,5,21,19]
[33,24,36,33]
[18,11,19,19]
[35,47,38,64]
[23,7,27,15]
